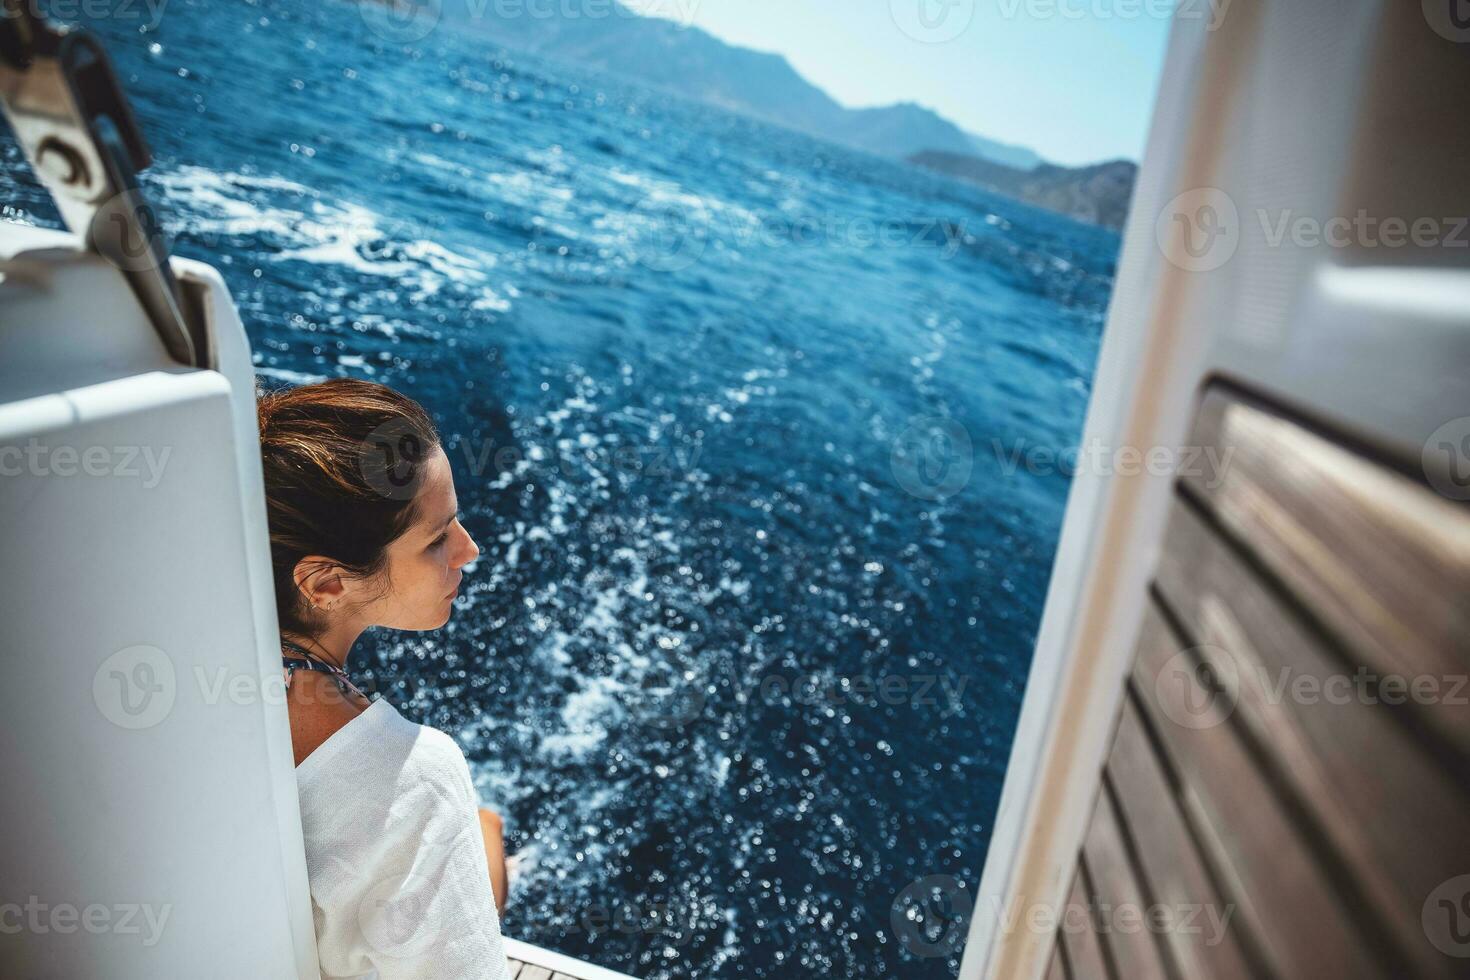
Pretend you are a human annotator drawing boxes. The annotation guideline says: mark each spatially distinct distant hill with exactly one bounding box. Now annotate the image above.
[444,2,1045,170]
[908,151,1138,230]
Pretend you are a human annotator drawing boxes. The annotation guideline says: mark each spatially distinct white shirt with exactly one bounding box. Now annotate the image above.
[295,698,512,980]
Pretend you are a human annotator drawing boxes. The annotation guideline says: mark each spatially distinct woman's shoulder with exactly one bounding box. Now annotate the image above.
[295,693,473,807]
[382,707,475,794]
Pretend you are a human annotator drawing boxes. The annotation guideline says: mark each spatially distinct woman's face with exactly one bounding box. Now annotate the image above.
[367,447,479,630]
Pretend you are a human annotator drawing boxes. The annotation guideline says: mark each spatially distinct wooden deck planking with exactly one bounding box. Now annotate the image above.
[1105,692,1256,980]
[1156,497,1470,975]
[1044,387,1470,978]
[1181,389,1470,762]
[1047,944,1070,980]
[1079,776,1170,980]
[1059,862,1113,980]
[503,938,642,980]
[1130,604,1384,979]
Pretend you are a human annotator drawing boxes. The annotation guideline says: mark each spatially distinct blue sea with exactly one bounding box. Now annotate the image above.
[1,2,1120,975]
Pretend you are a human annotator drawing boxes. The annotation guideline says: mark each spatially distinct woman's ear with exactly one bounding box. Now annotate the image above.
[292,556,348,612]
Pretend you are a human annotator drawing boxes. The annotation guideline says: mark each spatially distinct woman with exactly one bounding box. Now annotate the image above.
[257,377,511,979]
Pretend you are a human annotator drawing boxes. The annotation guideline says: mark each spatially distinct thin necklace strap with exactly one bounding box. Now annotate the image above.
[281,638,370,701]
[281,636,342,669]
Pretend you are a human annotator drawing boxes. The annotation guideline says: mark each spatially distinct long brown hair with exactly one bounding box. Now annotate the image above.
[256,377,441,637]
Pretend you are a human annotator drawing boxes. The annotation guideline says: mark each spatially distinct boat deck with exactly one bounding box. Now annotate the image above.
[504,938,640,980]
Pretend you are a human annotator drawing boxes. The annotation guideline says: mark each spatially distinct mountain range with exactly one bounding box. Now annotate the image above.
[440,1,1137,228]
[444,2,1041,167]
[908,152,1138,230]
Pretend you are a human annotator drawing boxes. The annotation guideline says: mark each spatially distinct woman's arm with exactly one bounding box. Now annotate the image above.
[479,808,509,913]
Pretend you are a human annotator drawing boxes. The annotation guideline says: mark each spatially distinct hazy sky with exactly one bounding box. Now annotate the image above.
[639,0,1176,166]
